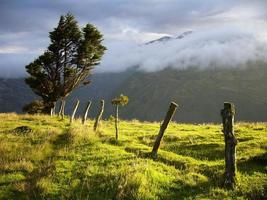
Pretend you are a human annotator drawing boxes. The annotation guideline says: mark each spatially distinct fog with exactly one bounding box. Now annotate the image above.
[1,0,267,77]
[97,23,267,73]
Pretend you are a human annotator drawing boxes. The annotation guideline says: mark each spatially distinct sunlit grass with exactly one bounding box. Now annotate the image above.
[0,113,267,199]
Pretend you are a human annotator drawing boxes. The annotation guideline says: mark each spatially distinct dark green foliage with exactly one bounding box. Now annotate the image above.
[111,94,129,106]
[22,100,45,114]
[25,13,106,113]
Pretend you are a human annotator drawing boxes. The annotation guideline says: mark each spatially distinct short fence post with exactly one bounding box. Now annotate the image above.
[70,100,80,124]
[94,100,105,131]
[151,102,178,159]
[82,101,92,125]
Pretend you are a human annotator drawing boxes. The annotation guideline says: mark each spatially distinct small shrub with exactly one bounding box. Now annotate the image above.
[23,100,45,114]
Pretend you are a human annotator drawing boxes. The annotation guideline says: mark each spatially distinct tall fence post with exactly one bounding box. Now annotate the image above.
[221,102,237,189]
[94,100,105,131]
[70,100,80,124]
[82,101,92,125]
[151,102,178,159]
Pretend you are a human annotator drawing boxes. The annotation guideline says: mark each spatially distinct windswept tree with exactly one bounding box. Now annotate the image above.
[25,13,106,115]
[111,94,129,141]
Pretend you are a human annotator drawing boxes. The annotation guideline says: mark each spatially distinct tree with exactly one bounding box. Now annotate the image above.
[25,13,106,115]
[23,100,46,114]
[111,94,129,141]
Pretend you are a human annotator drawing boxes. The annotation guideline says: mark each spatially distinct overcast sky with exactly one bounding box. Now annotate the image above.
[1,0,267,77]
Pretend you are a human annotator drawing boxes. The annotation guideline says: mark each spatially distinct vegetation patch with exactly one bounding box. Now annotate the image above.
[1,114,267,199]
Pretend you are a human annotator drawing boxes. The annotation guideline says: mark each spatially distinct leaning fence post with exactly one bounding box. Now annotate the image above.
[221,102,237,189]
[70,100,80,124]
[94,100,105,131]
[151,102,178,159]
[82,101,92,125]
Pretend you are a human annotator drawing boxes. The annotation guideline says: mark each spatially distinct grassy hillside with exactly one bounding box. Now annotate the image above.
[115,63,267,123]
[2,64,267,123]
[1,114,267,199]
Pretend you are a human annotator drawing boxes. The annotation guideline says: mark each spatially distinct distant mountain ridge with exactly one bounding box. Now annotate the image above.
[145,30,193,45]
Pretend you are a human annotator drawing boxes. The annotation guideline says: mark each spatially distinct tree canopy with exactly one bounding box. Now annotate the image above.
[111,94,129,106]
[25,13,106,112]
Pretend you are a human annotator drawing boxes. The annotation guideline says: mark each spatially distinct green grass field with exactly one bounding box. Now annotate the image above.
[0,113,267,199]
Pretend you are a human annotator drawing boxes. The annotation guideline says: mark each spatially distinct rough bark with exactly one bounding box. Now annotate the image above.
[115,105,119,141]
[151,102,178,159]
[70,100,80,124]
[58,99,66,119]
[82,101,92,125]
[221,102,237,189]
[50,102,56,116]
[94,100,105,131]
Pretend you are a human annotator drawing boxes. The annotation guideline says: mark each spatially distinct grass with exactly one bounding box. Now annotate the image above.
[0,113,267,199]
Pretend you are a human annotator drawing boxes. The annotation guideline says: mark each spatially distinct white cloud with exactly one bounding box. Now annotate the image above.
[0,45,29,54]
[97,22,267,73]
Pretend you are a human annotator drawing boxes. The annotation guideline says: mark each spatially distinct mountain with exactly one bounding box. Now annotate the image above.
[1,62,267,123]
[145,31,193,45]
[112,63,267,123]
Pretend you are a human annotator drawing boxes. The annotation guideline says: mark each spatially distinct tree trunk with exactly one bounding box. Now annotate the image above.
[82,101,92,125]
[115,105,119,141]
[50,102,56,116]
[58,99,66,119]
[151,102,178,159]
[221,102,237,189]
[70,100,80,124]
[94,100,105,131]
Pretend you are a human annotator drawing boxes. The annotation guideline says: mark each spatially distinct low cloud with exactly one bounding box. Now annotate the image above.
[1,0,267,77]
[97,22,267,73]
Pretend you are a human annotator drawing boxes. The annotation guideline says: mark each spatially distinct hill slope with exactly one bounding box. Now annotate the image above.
[0,114,267,199]
[1,63,267,122]
[112,63,267,122]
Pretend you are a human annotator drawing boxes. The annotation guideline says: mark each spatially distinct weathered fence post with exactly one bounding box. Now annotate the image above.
[82,101,92,125]
[70,100,80,124]
[115,105,119,141]
[221,102,237,189]
[94,100,105,131]
[151,102,178,159]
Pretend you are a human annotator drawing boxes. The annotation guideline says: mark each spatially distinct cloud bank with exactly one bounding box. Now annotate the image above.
[98,23,267,72]
[0,0,267,77]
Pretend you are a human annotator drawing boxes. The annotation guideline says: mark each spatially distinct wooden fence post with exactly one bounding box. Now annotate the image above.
[151,102,178,159]
[115,105,119,141]
[221,102,237,189]
[82,101,92,125]
[70,100,80,124]
[94,100,105,131]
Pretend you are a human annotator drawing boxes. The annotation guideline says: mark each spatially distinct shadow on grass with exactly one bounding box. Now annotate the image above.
[165,143,224,161]
[8,128,74,200]
[238,152,267,175]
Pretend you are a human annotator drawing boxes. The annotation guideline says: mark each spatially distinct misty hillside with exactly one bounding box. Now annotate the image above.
[1,62,267,123]
[114,63,267,122]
